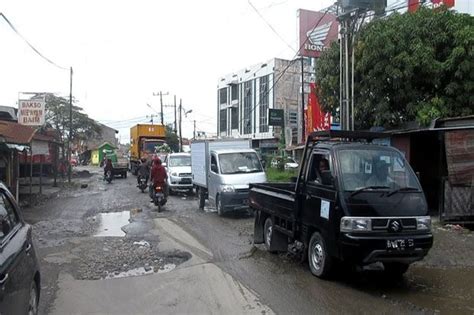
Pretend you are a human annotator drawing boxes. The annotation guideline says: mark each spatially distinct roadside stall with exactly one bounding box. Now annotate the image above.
[441,129,474,223]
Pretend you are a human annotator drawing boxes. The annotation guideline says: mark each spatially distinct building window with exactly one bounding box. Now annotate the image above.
[259,75,269,133]
[289,111,298,126]
[231,84,238,101]
[243,81,252,134]
[219,88,227,105]
[231,107,238,130]
[220,109,227,132]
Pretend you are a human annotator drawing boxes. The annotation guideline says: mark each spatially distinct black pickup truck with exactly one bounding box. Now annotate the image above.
[251,130,433,278]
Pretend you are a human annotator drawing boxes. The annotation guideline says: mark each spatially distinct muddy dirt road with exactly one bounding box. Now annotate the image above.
[22,167,474,314]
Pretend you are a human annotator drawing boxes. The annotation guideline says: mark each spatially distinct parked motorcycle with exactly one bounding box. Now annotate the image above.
[138,176,147,193]
[153,184,167,212]
[105,170,113,183]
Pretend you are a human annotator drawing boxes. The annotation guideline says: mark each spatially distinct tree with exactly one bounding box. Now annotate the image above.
[44,94,101,157]
[316,7,474,129]
[165,125,179,152]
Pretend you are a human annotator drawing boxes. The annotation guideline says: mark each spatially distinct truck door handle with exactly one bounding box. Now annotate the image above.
[25,243,32,253]
[0,274,8,285]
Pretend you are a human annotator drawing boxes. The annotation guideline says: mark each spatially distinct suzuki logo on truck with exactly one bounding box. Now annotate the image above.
[388,220,402,233]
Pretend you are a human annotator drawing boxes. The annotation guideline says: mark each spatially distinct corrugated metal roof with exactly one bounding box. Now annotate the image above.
[0,121,36,144]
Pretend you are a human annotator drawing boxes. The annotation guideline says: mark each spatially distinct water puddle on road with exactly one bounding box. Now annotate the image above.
[104,264,176,279]
[94,211,130,237]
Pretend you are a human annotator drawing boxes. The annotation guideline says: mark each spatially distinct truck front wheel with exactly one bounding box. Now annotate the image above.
[308,232,332,278]
[216,195,224,216]
[197,188,205,210]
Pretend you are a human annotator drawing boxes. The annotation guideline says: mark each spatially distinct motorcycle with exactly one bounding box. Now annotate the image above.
[138,176,147,193]
[153,184,167,212]
[105,170,113,183]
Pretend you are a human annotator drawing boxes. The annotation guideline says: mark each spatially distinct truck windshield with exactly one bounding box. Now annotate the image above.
[337,148,421,192]
[219,152,263,174]
[169,156,191,167]
[144,141,165,153]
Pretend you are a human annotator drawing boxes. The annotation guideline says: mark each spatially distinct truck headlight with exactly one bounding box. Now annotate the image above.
[416,216,431,231]
[340,217,372,232]
[221,185,235,193]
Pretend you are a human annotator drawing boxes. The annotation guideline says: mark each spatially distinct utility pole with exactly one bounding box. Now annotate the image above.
[301,57,305,143]
[68,67,73,183]
[193,120,196,140]
[174,95,177,133]
[178,98,182,152]
[159,92,164,125]
[152,91,169,125]
[146,114,159,124]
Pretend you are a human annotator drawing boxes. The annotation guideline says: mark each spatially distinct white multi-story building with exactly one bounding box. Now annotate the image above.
[217,58,312,153]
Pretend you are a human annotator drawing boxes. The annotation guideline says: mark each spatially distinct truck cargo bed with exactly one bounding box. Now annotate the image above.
[249,182,297,223]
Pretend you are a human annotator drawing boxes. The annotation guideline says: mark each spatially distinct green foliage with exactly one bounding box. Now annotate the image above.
[266,168,297,182]
[165,125,179,152]
[315,41,341,119]
[44,94,101,147]
[316,7,474,129]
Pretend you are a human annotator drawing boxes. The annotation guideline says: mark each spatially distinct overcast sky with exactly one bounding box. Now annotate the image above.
[1,0,335,142]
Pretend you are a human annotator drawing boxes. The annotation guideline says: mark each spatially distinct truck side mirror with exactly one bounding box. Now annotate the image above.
[211,164,218,173]
[320,170,333,186]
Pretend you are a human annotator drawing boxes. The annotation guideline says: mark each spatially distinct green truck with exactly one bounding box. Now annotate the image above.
[104,150,128,178]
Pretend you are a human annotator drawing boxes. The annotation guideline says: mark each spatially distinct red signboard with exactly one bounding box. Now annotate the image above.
[409,0,455,12]
[298,9,339,58]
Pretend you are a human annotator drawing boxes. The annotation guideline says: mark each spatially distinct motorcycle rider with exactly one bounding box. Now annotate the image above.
[137,158,150,186]
[103,157,113,180]
[149,157,168,200]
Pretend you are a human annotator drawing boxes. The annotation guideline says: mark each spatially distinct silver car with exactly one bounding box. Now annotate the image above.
[165,153,193,193]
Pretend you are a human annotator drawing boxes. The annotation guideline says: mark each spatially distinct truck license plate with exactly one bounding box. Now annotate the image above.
[386,239,414,250]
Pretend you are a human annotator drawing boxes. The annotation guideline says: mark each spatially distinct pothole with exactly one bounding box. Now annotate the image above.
[104,264,176,279]
[93,211,130,237]
[72,238,191,280]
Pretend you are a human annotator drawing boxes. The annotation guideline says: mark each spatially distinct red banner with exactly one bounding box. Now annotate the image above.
[305,83,331,139]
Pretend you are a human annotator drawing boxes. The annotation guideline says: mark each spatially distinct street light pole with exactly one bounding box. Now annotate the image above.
[179,99,182,152]
[68,66,73,183]
[174,95,177,133]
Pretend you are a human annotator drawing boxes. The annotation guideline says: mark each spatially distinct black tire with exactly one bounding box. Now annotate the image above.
[264,218,275,253]
[188,188,194,195]
[140,188,145,193]
[157,203,162,212]
[28,281,39,315]
[198,188,205,210]
[308,232,332,278]
[384,263,409,278]
[216,195,223,216]
[124,172,127,179]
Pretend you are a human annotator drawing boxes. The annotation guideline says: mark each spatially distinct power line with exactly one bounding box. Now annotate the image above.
[234,5,332,130]
[0,12,68,70]
[248,0,296,53]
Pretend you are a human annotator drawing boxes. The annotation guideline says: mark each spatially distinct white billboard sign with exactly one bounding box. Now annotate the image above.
[18,100,45,126]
